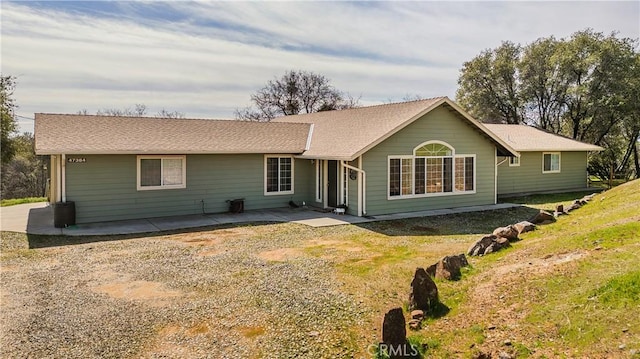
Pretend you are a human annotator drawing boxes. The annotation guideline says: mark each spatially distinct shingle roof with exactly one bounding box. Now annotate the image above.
[483,124,604,152]
[35,114,311,155]
[273,97,518,160]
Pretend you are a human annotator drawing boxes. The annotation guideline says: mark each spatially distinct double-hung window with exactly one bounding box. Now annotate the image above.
[137,155,186,190]
[543,152,561,173]
[509,156,520,166]
[388,141,475,199]
[265,155,294,195]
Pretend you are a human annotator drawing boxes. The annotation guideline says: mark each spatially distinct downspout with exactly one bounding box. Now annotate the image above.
[55,155,62,202]
[495,150,508,205]
[61,154,66,202]
[342,159,366,216]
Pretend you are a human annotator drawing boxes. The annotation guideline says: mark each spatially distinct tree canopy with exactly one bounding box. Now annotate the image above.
[456,29,640,179]
[1,75,19,165]
[236,70,358,121]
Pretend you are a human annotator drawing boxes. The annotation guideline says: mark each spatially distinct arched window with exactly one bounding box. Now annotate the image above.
[388,141,475,198]
[414,141,454,157]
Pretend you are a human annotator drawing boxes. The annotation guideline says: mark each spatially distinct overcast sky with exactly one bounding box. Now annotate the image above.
[2,1,639,133]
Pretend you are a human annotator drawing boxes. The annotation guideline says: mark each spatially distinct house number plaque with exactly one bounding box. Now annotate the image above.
[67,158,86,163]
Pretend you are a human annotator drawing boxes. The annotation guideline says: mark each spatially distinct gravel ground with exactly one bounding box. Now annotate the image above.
[0,225,368,358]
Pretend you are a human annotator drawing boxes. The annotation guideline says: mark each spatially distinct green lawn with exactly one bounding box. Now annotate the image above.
[0,197,47,207]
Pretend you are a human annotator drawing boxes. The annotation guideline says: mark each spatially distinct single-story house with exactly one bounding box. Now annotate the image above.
[34,97,600,224]
[484,124,604,196]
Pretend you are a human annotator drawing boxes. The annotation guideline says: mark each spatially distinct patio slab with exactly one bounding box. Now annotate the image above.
[1,202,522,236]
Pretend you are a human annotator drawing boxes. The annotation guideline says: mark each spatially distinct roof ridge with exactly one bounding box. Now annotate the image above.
[358,96,447,109]
[35,113,309,125]
[273,96,448,119]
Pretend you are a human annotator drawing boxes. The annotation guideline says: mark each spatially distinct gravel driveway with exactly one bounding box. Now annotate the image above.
[0,224,369,358]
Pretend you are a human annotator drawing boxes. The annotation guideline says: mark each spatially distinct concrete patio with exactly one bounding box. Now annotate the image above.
[1,202,521,236]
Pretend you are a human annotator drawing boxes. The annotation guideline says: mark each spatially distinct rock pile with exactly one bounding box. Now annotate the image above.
[468,235,511,256]
[468,192,598,257]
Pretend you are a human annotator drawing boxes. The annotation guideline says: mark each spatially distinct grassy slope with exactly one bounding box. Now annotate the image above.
[1,182,637,358]
[335,180,639,358]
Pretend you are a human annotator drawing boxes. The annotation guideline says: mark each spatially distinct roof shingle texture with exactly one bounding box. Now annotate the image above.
[483,124,604,152]
[35,114,311,155]
[272,97,447,159]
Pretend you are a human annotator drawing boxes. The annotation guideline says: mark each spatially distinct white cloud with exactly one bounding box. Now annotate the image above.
[2,1,638,133]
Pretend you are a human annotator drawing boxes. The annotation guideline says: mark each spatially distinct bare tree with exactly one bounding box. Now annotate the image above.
[97,103,147,117]
[236,70,359,121]
[155,109,185,119]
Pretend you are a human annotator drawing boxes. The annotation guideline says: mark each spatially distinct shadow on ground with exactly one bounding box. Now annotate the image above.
[355,206,541,237]
[499,189,602,206]
[24,222,279,249]
[23,206,544,249]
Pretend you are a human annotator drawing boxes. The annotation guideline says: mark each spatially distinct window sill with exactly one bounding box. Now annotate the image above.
[264,191,294,196]
[542,170,561,174]
[137,185,186,191]
[388,190,476,200]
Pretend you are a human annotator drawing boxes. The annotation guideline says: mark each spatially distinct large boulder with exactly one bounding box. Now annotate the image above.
[382,307,407,347]
[409,268,439,313]
[513,221,536,234]
[468,235,511,256]
[528,210,556,225]
[426,254,469,280]
[492,225,519,241]
[381,307,414,358]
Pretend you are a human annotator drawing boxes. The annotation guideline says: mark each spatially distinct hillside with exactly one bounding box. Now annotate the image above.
[422,180,640,357]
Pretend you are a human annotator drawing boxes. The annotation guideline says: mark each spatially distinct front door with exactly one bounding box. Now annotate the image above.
[327,160,338,208]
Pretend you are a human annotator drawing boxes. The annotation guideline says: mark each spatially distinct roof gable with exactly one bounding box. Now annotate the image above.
[483,124,604,152]
[273,97,519,160]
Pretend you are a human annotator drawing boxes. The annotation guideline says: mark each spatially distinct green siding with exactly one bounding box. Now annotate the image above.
[362,106,496,216]
[497,151,588,195]
[346,160,360,216]
[66,154,314,223]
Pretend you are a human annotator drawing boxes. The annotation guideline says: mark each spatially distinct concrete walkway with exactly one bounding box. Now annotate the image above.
[1,202,521,236]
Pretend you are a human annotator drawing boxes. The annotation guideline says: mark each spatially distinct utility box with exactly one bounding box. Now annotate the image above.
[228,199,244,214]
[54,201,76,228]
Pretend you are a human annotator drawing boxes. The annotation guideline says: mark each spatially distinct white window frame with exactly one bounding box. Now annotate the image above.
[315,159,323,202]
[387,141,476,200]
[454,154,477,193]
[542,152,561,173]
[509,156,520,167]
[136,155,186,191]
[264,155,294,196]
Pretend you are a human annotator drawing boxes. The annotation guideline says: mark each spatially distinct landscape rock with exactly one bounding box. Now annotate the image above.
[472,351,492,359]
[410,310,424,320]
[409,268,439,312]
[512,221,536,234]
[554,204,566,217]
[408,319,421,331]
[498,351,513,359]
[528,210,556,225]
[426,254,469,280]
[382,307,406,347]
[468,235,511,256]
[565,201,582,212]
[492,225,519,241]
